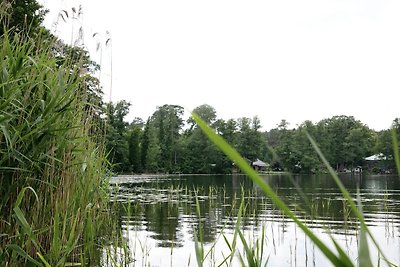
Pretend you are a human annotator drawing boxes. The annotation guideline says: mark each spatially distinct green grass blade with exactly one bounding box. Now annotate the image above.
[194,192,204,267]
[13,206,43,253]
[13,206,31,232]
[391,128,400,177]
[15,186,39,208]
[203,229,224,263]
[237,253,246,267]
[307,133,391,265]
[331,239,356,267]
[223,234,232,252]
[6,244,41,266]
[194,232,203,267]
[192,112,350,267]
[260,224,265,265]
[358,224,373,267]
[237,230,256,267]
[217,250,231,267]
[57,211,81,266]
[356,189,373,267]
[230,196,245,266]
[235,199,257,266]
[37,252,52,267]
[52,204,61,260]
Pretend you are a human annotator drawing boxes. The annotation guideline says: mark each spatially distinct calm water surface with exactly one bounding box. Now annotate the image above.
[105,174,400,267]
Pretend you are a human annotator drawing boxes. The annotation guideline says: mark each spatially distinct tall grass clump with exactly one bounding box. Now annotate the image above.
[0,26,109,265]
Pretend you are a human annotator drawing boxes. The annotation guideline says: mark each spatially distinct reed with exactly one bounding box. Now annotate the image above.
[0,26,109,265]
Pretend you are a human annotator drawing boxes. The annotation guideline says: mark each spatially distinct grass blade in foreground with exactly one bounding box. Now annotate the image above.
[192,112,353,267]
[194,191,204,267]
[356,189,373,267]
[391,128,400,177]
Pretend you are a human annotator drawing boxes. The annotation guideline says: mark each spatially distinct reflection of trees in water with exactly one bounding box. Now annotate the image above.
[257,174,400,235]
[110,174,400,248]
[143,202,183,247]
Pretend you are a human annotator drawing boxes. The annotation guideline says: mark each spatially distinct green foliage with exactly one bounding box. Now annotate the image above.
[141,118,151,171]
[128,125,142,173]
[236,116,265,161]
[0,0,47,36]
[105,100,131,172]
[316,116,371,170]
[392,126,400,177]
[152,104,184,172]
[343,126,375,165]
[266,116,379,173]
[188,104,217,128]
[106,102,397,175]
[142,119,161,172]
[181,125,222,173]
[375,129,393,157]
[139,105,267,174]
[0,27,108,265]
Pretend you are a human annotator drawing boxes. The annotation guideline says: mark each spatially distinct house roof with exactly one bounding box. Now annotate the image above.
[365,153,386,161]
[252,159,269,167]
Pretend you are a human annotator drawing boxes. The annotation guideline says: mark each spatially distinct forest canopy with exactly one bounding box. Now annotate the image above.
[104,102,399,175]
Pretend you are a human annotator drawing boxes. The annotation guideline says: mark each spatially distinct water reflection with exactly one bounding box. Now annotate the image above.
[107,174,400,266]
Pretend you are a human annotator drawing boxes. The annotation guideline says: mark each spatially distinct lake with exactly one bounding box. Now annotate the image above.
[104,174,400,267]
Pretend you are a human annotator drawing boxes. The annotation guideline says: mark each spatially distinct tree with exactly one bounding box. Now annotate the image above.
[141,118,151,171]
[183,128,220,173]
[215,118,237,145]
[375,118,400,172]
[268,116,376,173]
[265,119,291,170]
[105,100,131,172]
[392,118,400,151]
[277,119,290,130]
[316,116,361,170]
[274,127,297,172]
[128,125,142,173]
[344,126,375,167]
[293,121,320,173]
[188,104,217,129]
[236,116,265,162]
[149,105,184,172]
[182,104,232,173]
[375,130,392,156]
[1,0,47,36]
[145,124,161,172]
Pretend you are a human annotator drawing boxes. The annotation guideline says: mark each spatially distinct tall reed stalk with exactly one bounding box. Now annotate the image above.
[0,25,109,266]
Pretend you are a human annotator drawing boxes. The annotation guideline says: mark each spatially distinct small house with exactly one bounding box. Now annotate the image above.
[252,159,269,171]
[365,153,390,173]
[365,153,387,161]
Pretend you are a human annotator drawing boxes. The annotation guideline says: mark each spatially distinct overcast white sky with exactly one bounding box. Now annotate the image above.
[38,0,400,131]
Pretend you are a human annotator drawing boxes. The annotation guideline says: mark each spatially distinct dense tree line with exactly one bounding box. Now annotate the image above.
[266,116,398,173]
[104,102,399,174]
[105,103,267,174]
